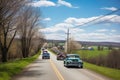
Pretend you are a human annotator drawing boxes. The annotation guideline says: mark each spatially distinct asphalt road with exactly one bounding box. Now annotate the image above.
[13,51,111,80]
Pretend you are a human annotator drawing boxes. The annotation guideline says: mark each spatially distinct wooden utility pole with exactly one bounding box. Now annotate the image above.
[66,28,70,53]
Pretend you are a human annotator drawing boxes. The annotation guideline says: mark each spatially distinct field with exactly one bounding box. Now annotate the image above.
[73,46,110,59]
[75,49,110,59]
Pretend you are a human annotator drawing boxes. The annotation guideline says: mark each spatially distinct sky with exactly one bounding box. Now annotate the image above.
[29,0,120,42]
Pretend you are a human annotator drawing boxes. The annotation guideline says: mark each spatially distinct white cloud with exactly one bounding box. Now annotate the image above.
[58,0,72,7]
[73,33,120,42]
[57,0,78,8]
[65,16,99,26]
[54,23,73,28]
[44,33,66,40]
[28,0,78,8]
[42,29,120,42]
[96,29,108,32]
[41,25,120,42]
[111,30,116,32]
[110,35,120,41]
[83,33,107,40]
[101,7,118,11]
[41,15,120,42]
[70,28,85,34]
[64,15,120,26]
[28,0,56,7]
[43,17,51,21]
[41,23,73,33]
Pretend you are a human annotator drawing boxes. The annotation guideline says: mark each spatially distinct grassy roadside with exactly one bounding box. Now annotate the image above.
[0,52,41,80]
[84,62,120,80]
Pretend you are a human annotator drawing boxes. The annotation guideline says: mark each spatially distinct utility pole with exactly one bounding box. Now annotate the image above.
[66,28,70,53]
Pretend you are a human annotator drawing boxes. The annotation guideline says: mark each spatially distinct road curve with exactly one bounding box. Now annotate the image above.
[13,51,111,80]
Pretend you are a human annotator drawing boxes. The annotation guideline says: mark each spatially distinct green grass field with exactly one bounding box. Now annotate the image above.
[73,46,110,59]
[85,62,120,80]
[0,52,40,80]
[74,49,110,59]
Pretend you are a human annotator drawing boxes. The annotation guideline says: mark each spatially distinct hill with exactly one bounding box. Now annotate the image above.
[47,39,120,47]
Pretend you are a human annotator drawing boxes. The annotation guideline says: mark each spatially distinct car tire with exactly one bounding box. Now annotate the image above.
[78,64,82,68]
[64,64,66,67]
[81,65,83,68]
[64,62,67,67]
[64,63,66,67]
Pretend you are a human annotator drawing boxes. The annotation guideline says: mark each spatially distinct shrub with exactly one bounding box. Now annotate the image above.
[84,49,120,69]
[106,49,120,69]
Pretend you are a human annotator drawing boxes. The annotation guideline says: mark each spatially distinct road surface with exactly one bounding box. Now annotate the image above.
[13,51,111,80]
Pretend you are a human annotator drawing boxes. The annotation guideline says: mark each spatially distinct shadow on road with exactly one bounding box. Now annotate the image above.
[33,59,49,63]
[65,66,83,69]
[20,70,44,77]
[12,69,45,80]
[12,58,48,80]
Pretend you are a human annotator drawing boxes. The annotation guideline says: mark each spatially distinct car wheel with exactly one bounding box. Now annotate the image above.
[64,64,66,67]
[64,63,66,67]
[64,62,67,67]
[78,64,82,68]
[81,65,83,68]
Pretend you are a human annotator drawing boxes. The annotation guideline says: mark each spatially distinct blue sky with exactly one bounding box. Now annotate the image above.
[29,0,120,42]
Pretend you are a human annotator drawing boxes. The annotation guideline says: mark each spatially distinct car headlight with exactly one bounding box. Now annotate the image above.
[78,60,83,63]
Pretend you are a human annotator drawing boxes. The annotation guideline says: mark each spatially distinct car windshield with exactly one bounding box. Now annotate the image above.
[67,55,80,58]
[43,52,49,55]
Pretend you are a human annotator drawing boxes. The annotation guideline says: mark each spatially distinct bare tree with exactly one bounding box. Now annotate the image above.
[34,31,46,53]
[18,7,42,58]
[0,0,27,62]
[65,38,81,53]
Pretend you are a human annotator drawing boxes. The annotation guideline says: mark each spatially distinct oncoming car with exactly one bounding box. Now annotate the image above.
[64,54,83,68]
[57,52,66,60]
[42,51,50,59]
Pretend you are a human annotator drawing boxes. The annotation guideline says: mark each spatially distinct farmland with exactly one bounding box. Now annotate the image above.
[74,48,110,59]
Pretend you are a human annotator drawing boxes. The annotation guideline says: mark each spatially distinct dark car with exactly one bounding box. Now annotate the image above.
[64,54,83,68]
[41,48,45,51]
[57,52,66,60]
[42,51,50,59]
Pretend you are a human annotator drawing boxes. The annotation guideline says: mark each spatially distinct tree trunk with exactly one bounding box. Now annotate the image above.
[1,48,8,62]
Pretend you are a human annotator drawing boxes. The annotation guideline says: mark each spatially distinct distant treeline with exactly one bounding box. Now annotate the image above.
[47,40,120,47]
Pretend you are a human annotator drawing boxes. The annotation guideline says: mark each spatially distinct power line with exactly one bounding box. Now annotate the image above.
[74,8,120,28]
[95,15,118,24]
[65,9,120,49]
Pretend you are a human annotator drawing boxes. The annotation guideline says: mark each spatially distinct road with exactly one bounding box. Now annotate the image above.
[13,52,111,80]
